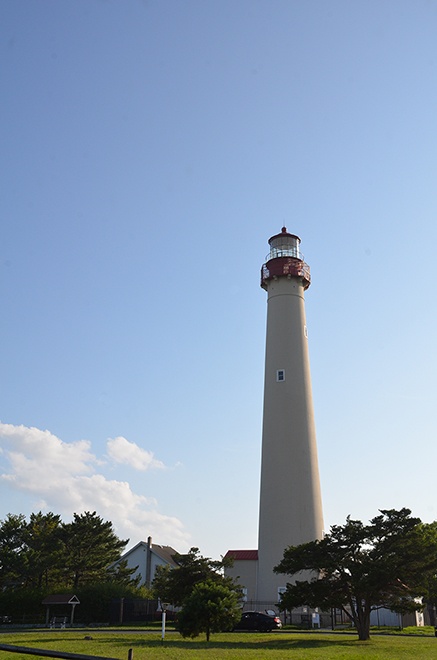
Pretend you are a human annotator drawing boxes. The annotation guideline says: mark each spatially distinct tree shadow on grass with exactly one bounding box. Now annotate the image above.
[0,633,374,655]
[137,636,371,651]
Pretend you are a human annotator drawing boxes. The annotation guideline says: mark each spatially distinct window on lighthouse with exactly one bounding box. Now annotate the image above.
[276,370,285,382]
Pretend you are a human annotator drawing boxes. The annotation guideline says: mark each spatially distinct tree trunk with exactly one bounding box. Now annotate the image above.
[356,608,371,641]
[356,623,370,640]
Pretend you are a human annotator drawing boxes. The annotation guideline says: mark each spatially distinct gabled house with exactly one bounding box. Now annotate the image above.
[118,536,178,588]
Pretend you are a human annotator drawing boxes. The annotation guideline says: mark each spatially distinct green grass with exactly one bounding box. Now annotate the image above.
[1,629,437,660]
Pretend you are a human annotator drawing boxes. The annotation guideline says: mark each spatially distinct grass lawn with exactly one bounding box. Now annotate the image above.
[1,629,437,660]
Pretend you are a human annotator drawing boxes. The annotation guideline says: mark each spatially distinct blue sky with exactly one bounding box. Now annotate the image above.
[1,0,437,560]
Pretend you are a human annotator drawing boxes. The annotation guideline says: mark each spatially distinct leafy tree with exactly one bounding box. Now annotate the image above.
[177,580,241,642]
[24,512,63,589]
[0,514,27,588]
[274,508,437,640]
[59,511,129,588]
[1,511,135,592]
[0,510,143,624]
[424,574,437,626]
[152,547,236,607]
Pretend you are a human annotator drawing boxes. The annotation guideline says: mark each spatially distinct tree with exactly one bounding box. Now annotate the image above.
[59,511,129,588]
[106,558,142,587]
[177,580,241,642]
[0,514,27,588]
[1,511,136,593]
[152,547,236,607]
[274,508,437,640]
[24,512,63,589]
[424,573,437,626]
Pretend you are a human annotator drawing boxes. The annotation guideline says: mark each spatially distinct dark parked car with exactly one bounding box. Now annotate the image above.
[234,610,282,632]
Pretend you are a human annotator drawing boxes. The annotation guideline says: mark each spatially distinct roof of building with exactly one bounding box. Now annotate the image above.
[120,540,178,567]
[152,544,178,566]
[225,550,259,561]
[41,594,80,605]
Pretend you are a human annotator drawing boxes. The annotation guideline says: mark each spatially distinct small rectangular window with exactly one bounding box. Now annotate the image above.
[276,370,285,382]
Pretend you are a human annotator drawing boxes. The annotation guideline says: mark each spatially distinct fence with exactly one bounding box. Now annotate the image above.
[0,644,131,660]
[241,601,351,629]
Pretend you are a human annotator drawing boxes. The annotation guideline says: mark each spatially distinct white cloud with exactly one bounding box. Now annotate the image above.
[107,436,165,471]
[0,422,190,551]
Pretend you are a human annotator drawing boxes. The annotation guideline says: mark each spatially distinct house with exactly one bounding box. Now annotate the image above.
[118,536,178,588]
[224,550,258,604]
[370,601,428,628]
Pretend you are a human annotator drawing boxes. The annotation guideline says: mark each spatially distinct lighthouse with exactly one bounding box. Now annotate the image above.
[256,227,324,604]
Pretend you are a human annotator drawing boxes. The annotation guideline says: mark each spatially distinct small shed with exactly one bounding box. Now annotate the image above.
[41,594,80,626]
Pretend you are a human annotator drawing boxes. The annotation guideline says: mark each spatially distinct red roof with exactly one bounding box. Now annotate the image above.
[225,549,258,561]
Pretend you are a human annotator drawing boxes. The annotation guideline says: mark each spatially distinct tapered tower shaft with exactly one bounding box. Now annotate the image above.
[257,228,323,604]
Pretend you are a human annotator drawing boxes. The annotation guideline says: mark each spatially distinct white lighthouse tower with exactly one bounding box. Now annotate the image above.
[256,227,324,604]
